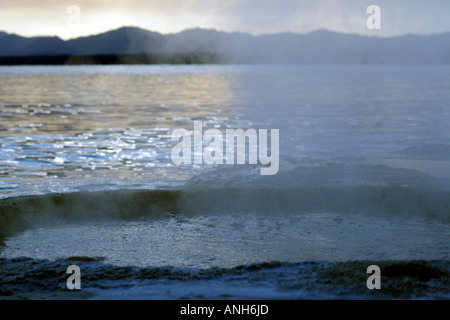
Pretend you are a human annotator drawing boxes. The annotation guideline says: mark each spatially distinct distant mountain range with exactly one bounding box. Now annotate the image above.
[0,27,449,64]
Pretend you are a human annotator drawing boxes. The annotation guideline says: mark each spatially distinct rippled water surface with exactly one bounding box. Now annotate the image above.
[1,65,449,197]
[0,65,449,272]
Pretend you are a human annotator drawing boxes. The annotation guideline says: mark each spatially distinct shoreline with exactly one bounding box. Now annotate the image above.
[1,257,448,300]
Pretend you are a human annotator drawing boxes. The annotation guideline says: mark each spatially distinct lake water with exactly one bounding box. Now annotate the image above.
[0,65,449,299]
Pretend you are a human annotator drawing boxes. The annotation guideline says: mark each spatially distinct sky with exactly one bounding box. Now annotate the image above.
[0,0,449,39]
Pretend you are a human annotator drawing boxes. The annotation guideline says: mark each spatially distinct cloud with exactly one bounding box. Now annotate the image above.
[0,0,449,39]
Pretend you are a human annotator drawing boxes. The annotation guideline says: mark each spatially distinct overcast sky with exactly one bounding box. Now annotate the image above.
[1,0,449,39]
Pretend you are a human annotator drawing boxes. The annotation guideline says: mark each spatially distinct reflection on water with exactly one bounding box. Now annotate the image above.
[0,71,241,132]
[1,65,449,198]
[0,65,449,273]
[0,66,249,197]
